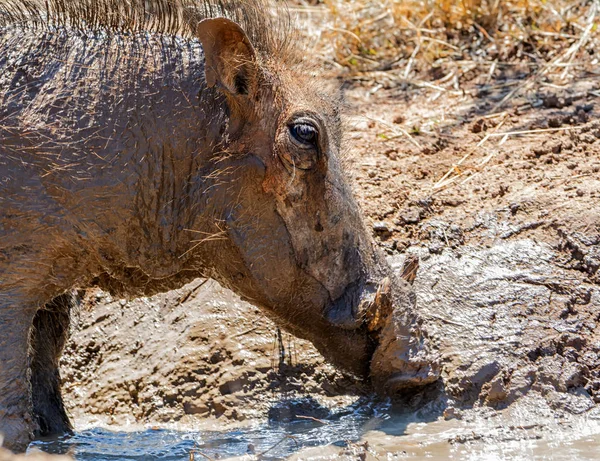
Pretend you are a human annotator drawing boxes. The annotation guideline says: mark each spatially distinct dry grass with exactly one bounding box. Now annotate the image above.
[293,0,598,101]
[289,0,599,195]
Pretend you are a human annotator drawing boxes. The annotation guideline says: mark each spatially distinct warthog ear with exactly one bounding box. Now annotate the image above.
[196,18,257,96]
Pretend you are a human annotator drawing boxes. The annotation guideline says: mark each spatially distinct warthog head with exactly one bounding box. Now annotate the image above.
[190,16,439,391]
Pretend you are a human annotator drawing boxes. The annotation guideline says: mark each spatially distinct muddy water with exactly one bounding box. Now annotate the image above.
[356,396,600,461]
[28,398,383,460]
[29,396,600,460]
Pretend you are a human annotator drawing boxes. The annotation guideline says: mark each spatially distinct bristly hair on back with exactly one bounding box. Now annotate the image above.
[0,0,295,61]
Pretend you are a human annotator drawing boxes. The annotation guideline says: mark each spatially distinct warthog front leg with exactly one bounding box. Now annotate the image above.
[0,295,36,452]
[30,293,74,438]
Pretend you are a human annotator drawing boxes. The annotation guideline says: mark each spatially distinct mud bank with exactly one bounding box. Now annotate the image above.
[59,280,360,428]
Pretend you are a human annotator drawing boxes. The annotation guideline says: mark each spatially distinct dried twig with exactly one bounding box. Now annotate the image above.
[178,278,209,304]
[492,0,598,111]
[257,434,299,457]
[431,116,507,191]
[430,114,513,193]
[296,415,329,424]
[400,254,419,285]
[189,444,214,461]
[365,115,422,148]
[558,0,598,80]
[487,125,584,137]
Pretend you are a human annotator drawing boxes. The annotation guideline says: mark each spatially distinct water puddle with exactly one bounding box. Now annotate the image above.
[29,399,391,460]
[29,396,600,460]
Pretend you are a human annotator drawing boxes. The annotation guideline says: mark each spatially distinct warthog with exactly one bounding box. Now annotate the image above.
[0,0,439,451]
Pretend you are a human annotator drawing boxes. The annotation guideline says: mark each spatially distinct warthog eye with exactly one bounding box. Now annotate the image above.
[290,122,318,148]
[279,115,323,171]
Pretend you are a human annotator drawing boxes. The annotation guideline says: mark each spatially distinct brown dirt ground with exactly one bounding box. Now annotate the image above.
[344,76,600,261]
[60,281,361,427]
[57,74,600,432]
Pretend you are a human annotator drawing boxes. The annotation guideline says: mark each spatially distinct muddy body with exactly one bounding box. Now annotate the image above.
[0,0,437,452]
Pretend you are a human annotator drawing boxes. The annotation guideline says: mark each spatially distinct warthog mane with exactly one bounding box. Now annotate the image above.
[0,0,296,61]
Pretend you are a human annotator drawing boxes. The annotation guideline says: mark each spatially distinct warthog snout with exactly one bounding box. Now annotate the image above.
[325,270,440,393]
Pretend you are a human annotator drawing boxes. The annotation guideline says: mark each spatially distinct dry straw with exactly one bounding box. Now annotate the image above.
[292,0,598,97]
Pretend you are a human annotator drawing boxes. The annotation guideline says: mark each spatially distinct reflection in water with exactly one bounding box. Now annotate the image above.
[29,398,395,460]
[29,395,600,460]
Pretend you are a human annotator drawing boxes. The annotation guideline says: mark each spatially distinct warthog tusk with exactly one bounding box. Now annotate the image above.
[365,276,393,333]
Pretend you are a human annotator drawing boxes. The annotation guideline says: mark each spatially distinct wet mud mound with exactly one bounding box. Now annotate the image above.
[402,239,600,412]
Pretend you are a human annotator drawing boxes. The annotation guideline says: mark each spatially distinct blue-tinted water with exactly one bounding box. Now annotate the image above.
[29,399,394,460]
[28,398,600,460]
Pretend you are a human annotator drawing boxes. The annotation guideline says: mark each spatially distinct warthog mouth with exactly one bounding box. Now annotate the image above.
[326,257,441,395]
